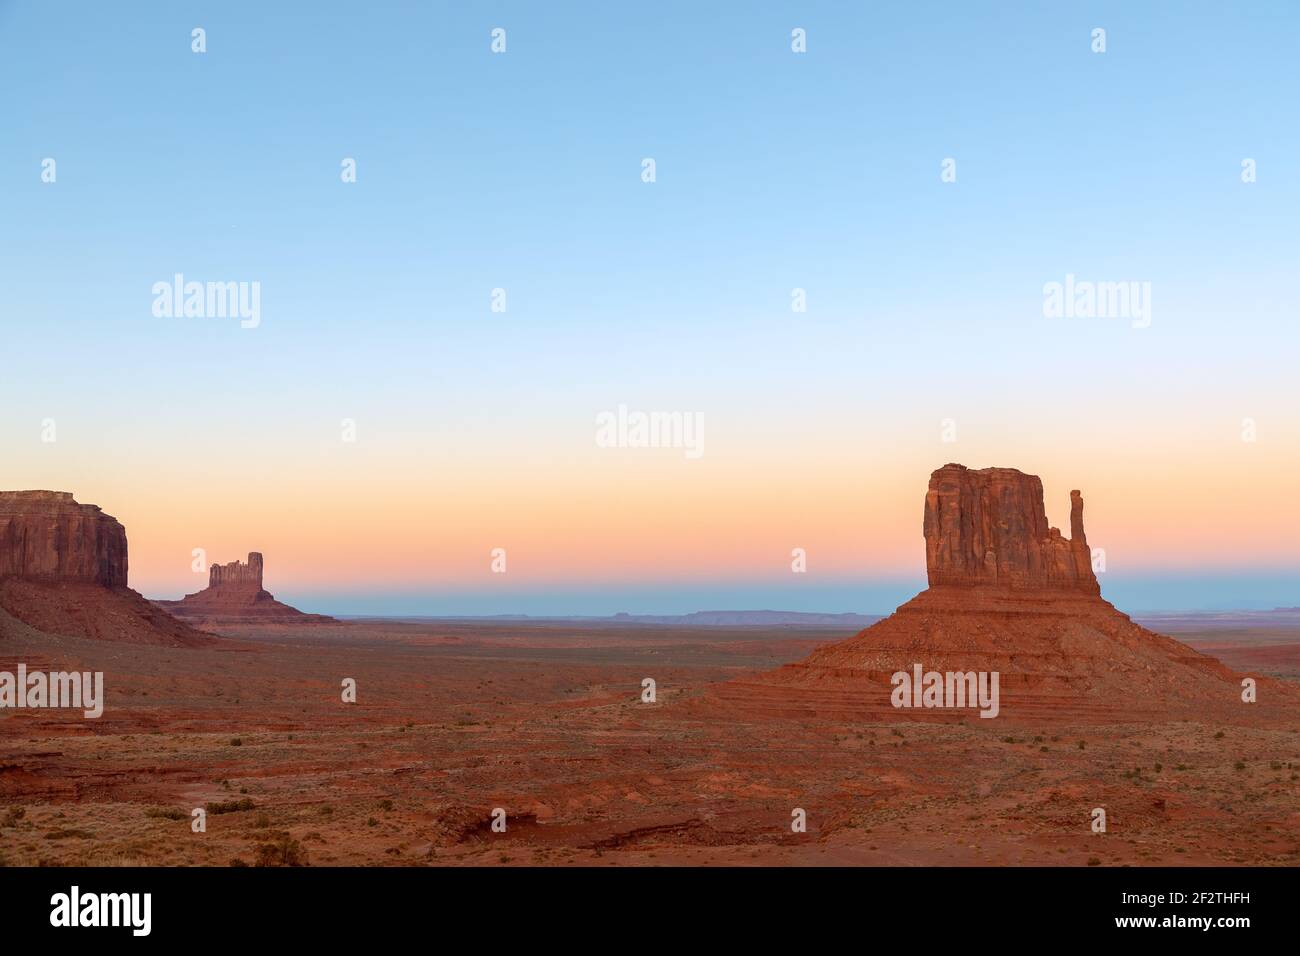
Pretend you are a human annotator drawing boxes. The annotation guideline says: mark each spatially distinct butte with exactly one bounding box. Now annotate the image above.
[719,464,1291,723]
[155,552,337,628]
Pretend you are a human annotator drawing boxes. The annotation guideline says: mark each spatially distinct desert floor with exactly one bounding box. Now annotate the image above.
[2,614,1297,866]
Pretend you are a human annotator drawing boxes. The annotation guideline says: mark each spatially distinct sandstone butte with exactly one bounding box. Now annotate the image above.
[727,463,1288,722]
[0,491,212,647]
[923,464,1099,594]
[155,552,337,626]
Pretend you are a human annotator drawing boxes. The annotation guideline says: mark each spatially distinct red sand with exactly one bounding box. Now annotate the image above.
[2,613,1296,867]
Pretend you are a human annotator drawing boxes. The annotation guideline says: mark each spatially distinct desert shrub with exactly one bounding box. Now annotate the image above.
[43,828,95,840]
[254,832,308,867]
[207,798,256,815]
[230,738,242,747]
[379,799,394,812]
[145,807,187,821]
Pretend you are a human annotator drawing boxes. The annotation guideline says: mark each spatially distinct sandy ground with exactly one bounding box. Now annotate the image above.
[2,614,1297,867]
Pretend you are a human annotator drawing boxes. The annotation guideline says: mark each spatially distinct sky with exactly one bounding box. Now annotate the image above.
[2,1,1298,614]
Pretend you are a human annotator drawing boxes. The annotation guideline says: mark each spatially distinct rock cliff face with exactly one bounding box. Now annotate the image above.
[0,491,129,587]
[208,552,264,590]
[0,490,212,647]
[923,463,1098,594]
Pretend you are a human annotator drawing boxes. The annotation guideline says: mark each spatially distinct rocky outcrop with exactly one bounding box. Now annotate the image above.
[0,490,213,647]
[0,491,129,587]
[739,463,1274,721]
[208,552,264,590]
[156,552,335,627]
[923,464,1098,594]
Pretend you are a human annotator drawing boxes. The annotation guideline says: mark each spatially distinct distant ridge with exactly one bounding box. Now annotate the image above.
[607,610,878,628]
[339,610,880,630]
[1134,607,1300,630]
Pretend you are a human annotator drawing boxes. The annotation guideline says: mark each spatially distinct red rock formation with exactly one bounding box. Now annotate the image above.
[923,464,1098,594]
[157,552,335,626]
[735,463,1273,721]
[0,490,128,587]
[0,491,212,647]
[208,552,264,590]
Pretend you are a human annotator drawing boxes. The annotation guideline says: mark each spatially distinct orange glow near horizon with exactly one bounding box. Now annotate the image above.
[35,429,1293,598]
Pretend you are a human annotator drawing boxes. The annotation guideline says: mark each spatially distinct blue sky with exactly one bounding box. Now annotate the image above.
[2,2,1297,614]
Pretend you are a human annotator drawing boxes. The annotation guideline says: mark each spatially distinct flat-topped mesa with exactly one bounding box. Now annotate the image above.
[0,490,213,646]
[923,463,1099,595]
[0,490,129,587]
[209,552,264,591]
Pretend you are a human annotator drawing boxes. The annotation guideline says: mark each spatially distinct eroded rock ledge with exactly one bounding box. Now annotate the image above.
[924,463,1099,594]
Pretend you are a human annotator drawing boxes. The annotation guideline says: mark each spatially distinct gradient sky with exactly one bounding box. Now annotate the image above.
[2,2,1298,614]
